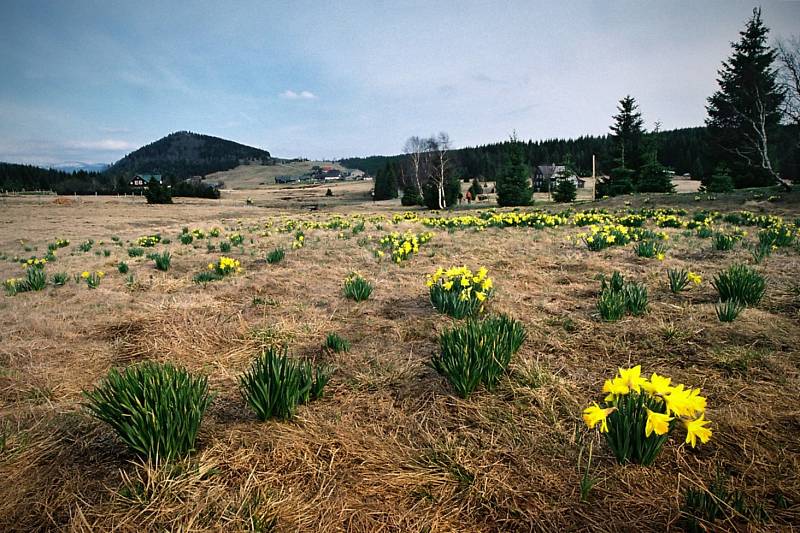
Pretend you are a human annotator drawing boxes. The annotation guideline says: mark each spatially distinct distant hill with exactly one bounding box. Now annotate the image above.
[106,131,272,179]
[206,160,348,189]
[49,162,109,173]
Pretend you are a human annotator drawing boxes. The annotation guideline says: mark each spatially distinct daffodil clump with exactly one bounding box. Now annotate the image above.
[81,270,106,289]
[22,257,48,269]
[582,366,712,465]
[377,231,432,263]
[207,256,241,276]
[136,234,161,247]
[654,213,686,228]
[427,266,493,318]
[5,266,46,294]
[576,224,633,251]
[573,211,616,226]
[392,212,419,224]
[291,231,305,250]
[229,233,244,246]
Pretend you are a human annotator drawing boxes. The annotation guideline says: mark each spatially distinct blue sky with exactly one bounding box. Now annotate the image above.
[1,0,799,166]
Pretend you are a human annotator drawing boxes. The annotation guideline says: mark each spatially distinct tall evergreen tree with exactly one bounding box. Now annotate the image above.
[706,8,787,189]
[373,161,398,200]
[610,95,645,176]
[496,137,532,206]
[598,96,645,196]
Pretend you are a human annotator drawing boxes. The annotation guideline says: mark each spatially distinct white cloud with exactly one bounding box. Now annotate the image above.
[66,139,136,151]
[279,89,317,100]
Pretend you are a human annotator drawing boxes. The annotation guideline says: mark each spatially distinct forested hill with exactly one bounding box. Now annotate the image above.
[341,125,799,181]
[106,131,272,179]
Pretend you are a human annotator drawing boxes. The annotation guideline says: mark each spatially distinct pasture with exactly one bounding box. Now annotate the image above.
[0,186,798,531]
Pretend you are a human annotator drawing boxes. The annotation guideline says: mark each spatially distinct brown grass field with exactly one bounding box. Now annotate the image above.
[0,183,798,532]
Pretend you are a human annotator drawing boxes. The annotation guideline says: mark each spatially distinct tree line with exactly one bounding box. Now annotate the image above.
[351,9,800,203]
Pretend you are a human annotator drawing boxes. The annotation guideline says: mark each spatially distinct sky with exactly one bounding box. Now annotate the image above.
[1,0,799,166]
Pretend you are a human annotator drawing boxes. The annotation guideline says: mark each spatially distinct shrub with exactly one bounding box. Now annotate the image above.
[342,273,372,301]
[582,366,711,465]
[117,261,129,274]
[427,266,493,319]
[51,272,69,286]
[266,248,285,264]
[324,333,350,353]
[239,347,331,421]
[432,315,526,398]
[712,264,765,307]
[128,247,145,257]
[715,299,745,322]
[83,361,211,461]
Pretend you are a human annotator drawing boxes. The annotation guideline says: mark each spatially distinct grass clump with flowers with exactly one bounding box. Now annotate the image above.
[136,234,161,247]
[342,272,372,301]
[427,266,493,319]
[583,365,712,465]
[376,231,432,263]
[81,270,105,289]
[667,269,702,293]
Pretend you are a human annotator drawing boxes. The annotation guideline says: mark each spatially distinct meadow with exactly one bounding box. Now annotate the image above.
[0,184,798,532]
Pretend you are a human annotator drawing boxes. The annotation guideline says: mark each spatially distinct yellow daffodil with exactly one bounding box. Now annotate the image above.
[684,415,712,447]
[645,409,673,436]
[602,377,630,401]
[641,373,672,397]
[617,365,643,393]
[582,403,616,432]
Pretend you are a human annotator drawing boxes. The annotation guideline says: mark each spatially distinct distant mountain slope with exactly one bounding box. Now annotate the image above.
[106,131,272,179]
[206,160,348,189]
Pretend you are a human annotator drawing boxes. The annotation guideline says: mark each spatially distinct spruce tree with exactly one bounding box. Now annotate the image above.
[144,178,172,204]
[468,177,484,198]
[496,138,532,206]
[706,8,785,188]
[552,178,577,203]
[705,165,735,193]
[373,162,398,200]
[599,95,645,196]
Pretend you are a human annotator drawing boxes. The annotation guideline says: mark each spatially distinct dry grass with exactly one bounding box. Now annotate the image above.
[0,189,799,531]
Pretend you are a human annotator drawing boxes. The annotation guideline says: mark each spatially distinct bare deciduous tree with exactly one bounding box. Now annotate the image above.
[402,136,426,196]
[776,37,800,129]
[427,132,451,209]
